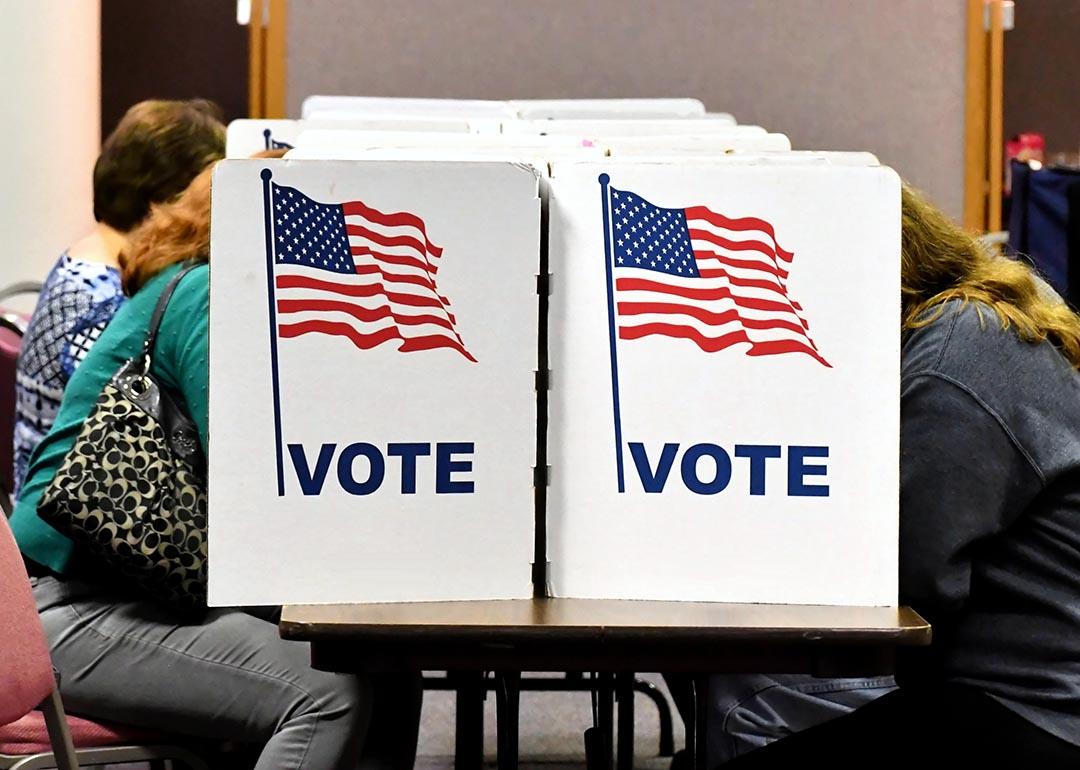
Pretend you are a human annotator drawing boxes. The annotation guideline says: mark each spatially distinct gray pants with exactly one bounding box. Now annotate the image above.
[708,674,896,765]
[33,575,421,770]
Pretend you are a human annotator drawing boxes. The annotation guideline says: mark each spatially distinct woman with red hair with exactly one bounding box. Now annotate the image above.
[11,162,421,769]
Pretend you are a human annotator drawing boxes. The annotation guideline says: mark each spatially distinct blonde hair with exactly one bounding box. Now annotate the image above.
[900,184,1080,368]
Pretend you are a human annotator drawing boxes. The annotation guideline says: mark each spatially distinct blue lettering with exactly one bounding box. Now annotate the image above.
[680,443,732,495]
[629,442,679,493]
[788,446,830,497]
[337,442,385,495]
[288,443,336,495]
[436,442,474,493]
[387,443,432,494]
[734,444,782,495]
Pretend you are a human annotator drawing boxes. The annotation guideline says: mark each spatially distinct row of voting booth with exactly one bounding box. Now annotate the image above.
[208,97,901,610]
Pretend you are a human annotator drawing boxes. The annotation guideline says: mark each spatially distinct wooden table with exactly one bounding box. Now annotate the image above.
[281,599,930,770]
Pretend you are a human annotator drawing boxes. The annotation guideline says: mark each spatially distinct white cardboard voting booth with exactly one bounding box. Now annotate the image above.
[290,129,589,155]
[285,146,607,165]
[611,152,882,168]
[603,133,793,155]
[509,98,709,119]
[209,94,903,609]
[301,96,715,121]
[502,118,746,138]
[545,159,901,606]
[301,96,516,119]
[208,159,541,606]
[225,118,475,159]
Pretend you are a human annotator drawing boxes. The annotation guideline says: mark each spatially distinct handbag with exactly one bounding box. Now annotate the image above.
[38,264,208,611]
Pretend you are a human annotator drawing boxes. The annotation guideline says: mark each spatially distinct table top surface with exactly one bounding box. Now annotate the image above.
[281,598,931,645]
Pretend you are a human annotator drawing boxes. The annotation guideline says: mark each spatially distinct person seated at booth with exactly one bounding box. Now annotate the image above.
[714,185,1080,767]
[10,162,422,769]
[13,99,225,499]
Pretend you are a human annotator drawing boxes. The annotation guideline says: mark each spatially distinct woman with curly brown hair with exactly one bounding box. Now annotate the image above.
[10,162,421,770]
[14,99,226,500]
[712,185,1080,767]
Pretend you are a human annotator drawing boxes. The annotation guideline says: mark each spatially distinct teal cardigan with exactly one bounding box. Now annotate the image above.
[10,263,210,574]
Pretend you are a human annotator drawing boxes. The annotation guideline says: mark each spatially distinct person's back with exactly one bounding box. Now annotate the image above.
[14,252,124,498]
[899,297,1080,744]
[703,297,1080,764]
[10,164,420,769]
[12,99,224,499]
[722,187,1080,767]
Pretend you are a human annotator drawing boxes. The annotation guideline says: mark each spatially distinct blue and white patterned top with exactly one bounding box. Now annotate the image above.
[13,253,125,498]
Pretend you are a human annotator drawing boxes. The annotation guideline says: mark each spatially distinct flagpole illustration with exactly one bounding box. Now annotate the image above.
[599,173,626,493]
[260,168,286,496]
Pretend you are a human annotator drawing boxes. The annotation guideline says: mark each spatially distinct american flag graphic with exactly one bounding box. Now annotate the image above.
[608,185,830,367]
[268,182,475,362]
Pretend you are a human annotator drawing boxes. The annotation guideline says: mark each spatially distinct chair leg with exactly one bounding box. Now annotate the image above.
[38,688,79,770]
[5,756,58,770]
[633,678,676,756]
[79,746,209,770]
[615,673,634,770]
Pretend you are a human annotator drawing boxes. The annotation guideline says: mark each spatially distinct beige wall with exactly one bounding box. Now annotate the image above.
[1,0,101,299]
[289,0,968,218]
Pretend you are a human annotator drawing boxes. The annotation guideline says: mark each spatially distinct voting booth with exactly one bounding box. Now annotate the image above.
[603,133,793,155]
[300,96,715,121]
[502,118,744,138]
[289,129,589,154]
[509,98,710,119]
[208,98,901,608]
[546,159,901,606]
[301,96,516,119]
[208,159,541,606]
[225,118,476,158]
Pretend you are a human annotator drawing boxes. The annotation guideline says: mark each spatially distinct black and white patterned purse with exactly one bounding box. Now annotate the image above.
[38,264,208,611]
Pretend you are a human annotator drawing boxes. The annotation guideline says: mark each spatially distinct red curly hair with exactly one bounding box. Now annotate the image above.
[120,150,287,295]
[119,164,213,296]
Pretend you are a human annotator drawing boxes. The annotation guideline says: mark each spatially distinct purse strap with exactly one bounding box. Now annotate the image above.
[137,263,202,374]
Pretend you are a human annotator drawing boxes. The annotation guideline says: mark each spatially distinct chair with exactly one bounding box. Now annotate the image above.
[0,281,39,515]
[0,505,78,770]
[0,280,213,770]
[0,513,213,770]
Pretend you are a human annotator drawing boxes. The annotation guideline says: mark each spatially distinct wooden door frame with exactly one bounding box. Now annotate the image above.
[248,0,287,118]
[964,0,1007,233]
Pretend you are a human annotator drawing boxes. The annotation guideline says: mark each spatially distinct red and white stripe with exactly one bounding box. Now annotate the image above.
[616,207,829,367]
[275,200,475,361]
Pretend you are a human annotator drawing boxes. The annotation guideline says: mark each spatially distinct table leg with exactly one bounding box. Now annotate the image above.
[597,672,615,769]
[616,672,634,770]
[684,675,697,770]
[495,670,521,770]
[693,675,709,770]
[451,670,485,770]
